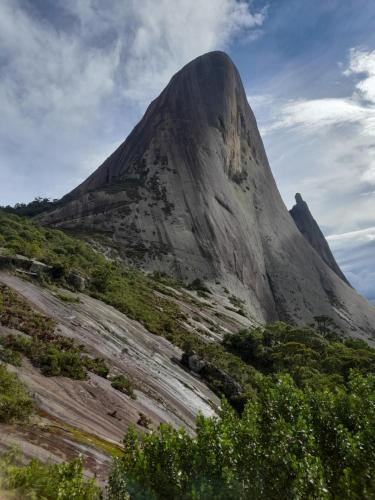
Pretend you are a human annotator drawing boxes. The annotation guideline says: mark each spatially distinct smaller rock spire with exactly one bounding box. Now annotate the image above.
[295,193,304,204]
[290,193,350,285]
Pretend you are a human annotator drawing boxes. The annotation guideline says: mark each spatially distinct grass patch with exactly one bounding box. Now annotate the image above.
[54,290,80,303]
[0,283,109,381]
[228,294,245,308]
[0,346,22,366]
[111,375,136,399]
[37,411,123,458]
[0,283,56,337]
[0,364,33,423]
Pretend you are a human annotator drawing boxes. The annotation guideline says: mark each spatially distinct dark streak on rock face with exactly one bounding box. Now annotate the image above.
[39,51,375,339]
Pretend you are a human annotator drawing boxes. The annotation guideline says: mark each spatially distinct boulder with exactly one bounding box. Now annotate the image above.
[68,273,86,291]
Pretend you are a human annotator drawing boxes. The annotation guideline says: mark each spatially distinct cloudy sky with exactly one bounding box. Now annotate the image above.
[0,0,374,302]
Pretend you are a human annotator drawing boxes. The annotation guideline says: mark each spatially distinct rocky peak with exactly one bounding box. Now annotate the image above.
[290,193,350,285]
[39,51,375,337]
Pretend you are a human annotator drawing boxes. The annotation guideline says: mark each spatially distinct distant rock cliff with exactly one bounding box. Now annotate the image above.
[290,193,350,285]
[39,51,375,339]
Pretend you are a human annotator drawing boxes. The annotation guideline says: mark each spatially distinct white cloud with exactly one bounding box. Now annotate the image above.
[267,98,372,133]
[327,226,375,248]
[0,0,265,205]
[63,0,266,105]
[248,48,375,303]
[249,48,375,222]
[327,227,375,303]
[262,49,375,138]
[0,1,120,128]
[345,48,375,103]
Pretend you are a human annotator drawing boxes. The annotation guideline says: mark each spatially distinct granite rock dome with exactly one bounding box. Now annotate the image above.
[40,51,375,340]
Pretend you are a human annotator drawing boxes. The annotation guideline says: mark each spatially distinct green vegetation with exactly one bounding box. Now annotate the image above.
[0,211,186,341]
[0,196,58,217]
[85,357,110,378]
[0,211,256,403]
[0,283,57,337]
[2,211,375,499]
[108,371,375,500]
[3,335,87,379]
[0,346,22,366]
[110,322,375,498]
[50,420,123,459]
[111,375,136,399]
[0,364,33,423]
[2,328,110,380]
[0,283,109,380]
[226,295,247,316]
[0,197,59,218]
[53,290,80,303]
[223,321,375,390]
[0,448,101,499]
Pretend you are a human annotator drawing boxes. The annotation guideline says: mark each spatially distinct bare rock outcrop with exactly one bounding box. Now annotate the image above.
[290,193,349,285]
[39,51,375,340]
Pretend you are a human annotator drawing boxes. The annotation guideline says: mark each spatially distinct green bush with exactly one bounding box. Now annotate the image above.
[0,284,110,381]
[40,347,88,379]
[223,321,375,389]
[0,448,101,499]
[0,211,188,343]
[0,283,57,338]
[108,371,375,500]
[84,357,109,378]
[3,334,88,380]
[0,364,33,423]
[0,345,22,366]
[111,375,136,399]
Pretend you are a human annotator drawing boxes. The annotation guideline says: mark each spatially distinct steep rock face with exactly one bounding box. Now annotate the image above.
[40,51,375,339]
[290,193,349,285]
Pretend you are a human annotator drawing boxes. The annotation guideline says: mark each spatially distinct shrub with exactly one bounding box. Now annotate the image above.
[54,290,80,303]
[3,335,88,380]
[111,375,136,399]
[0,211,189,347]
[188,278,211,294]
[108,372,375,500]
[0,283,56,338]
[0,345,22,366]
[0,448,101,499]
[39,347,87,379]
[223,321,375,389]
[0,285,110,381]
[0,364,33,423]
[84,357,109,378]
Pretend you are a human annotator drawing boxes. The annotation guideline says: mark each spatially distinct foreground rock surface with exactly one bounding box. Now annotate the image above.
[39,51,375,339]
[1,273,244,479]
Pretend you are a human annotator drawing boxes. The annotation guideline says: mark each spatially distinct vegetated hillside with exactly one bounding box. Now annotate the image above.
[1,210,375,498]
[0,209,249,474]
[0,197,59,218]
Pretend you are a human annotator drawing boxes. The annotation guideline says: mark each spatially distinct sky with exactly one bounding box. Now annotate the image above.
[0,0,374,302]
